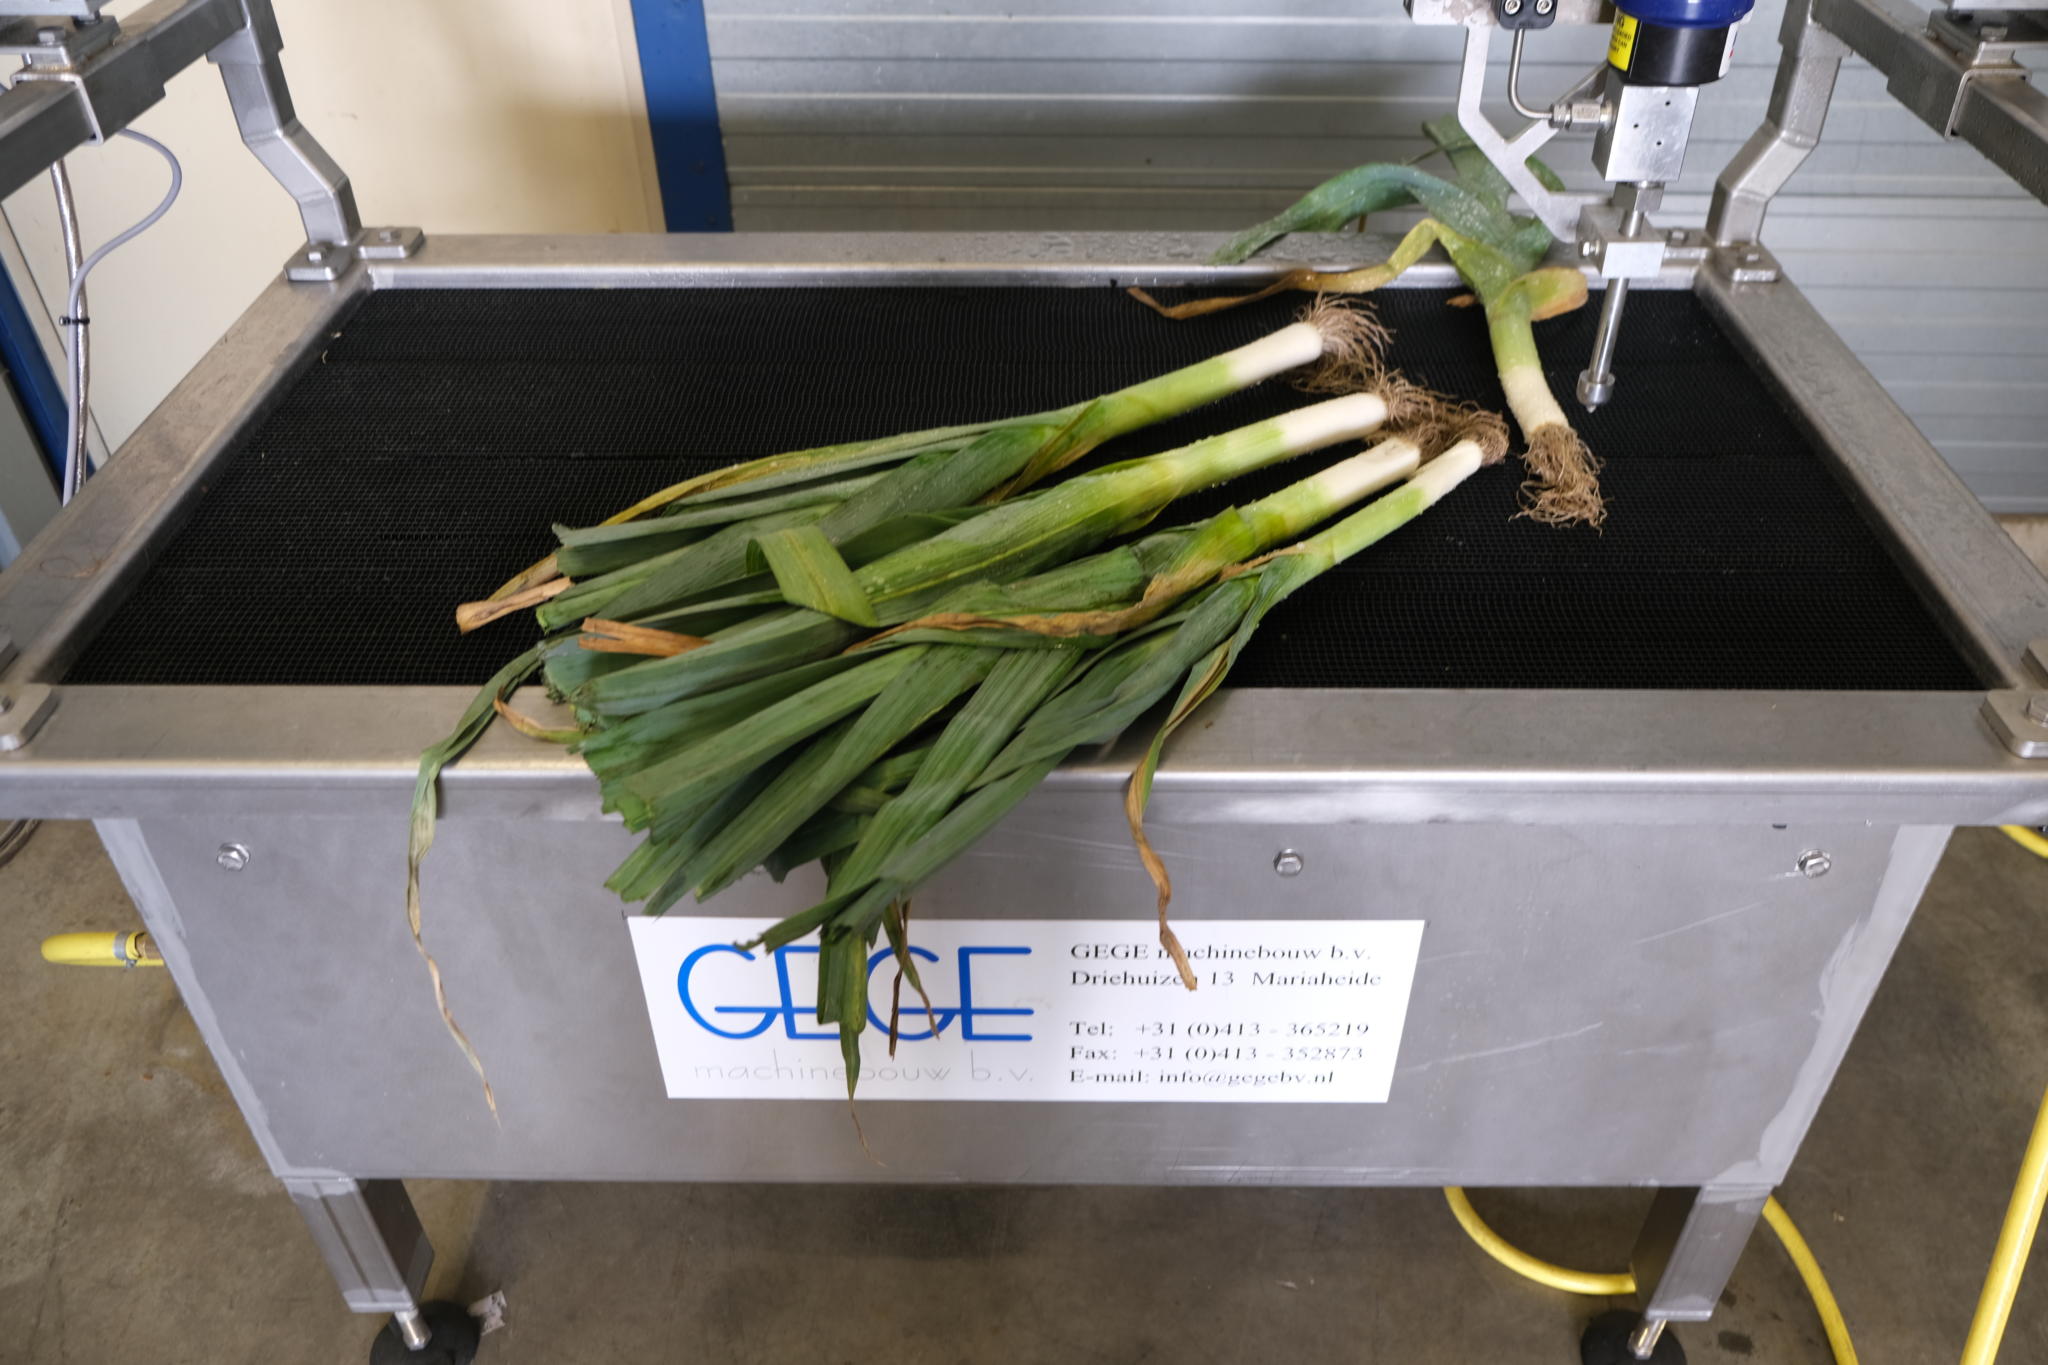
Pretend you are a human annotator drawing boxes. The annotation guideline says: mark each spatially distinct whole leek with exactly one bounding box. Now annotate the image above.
[1131,116,1604,527]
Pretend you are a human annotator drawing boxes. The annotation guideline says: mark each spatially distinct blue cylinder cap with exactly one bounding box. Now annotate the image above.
[1613,0,1754,28]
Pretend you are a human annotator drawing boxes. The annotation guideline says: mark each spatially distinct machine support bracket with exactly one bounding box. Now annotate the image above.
[1709,0,1847,245]
[285,225,424,283]
[1982,689,2048,758]
[0,680,54,750]
[282,1176,434,1316]
[1453,23,1597,240]
[1629,1185,1773,1322]
[208,0,358,247]
[1708,241,1782,283]
[2024,639,2048,684]
[1917,6,2046,137]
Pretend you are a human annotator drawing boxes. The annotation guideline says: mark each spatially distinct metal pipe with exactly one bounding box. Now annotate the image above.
[1628,1317,1669,1358]
[1577,280,1627,411]
[1576,198,1646,412]
[1507,30,1549,121]
[49,158,87,503]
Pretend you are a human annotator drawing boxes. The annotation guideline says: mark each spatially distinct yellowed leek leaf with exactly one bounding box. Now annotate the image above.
[751,524,880,626]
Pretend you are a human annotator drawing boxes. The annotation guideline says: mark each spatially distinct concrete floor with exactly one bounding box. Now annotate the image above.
[1,822,2044,1365]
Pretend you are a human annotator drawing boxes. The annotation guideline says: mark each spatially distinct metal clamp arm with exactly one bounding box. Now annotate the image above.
[1706,0,1847,245]
[0,0,238,200]
[1812,0,2048,204]
[207,0,356,247]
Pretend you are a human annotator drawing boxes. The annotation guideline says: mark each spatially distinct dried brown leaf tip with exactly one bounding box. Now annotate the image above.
[577,619,708,657]
[456,576,572,633]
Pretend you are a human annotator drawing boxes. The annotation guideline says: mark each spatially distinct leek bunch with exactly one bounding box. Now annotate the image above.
[1131,115,1603,528]
[720,439,1497,1082]
[413,302,1503,1107]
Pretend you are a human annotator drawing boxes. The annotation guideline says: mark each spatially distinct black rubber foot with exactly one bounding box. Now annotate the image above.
[369,1301,480,1365]
[1581,1310,1687,1365]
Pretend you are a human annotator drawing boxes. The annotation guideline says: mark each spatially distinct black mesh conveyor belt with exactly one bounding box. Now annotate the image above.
[64,286,1980,690]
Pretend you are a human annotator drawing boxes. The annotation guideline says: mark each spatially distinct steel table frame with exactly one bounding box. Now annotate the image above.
[2,232,2047,1341]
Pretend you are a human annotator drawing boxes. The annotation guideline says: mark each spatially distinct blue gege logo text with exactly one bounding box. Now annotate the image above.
[678,943,1035,1042]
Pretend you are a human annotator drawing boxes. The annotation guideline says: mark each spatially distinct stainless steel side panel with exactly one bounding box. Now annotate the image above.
[0,271,363,682]
[107,809,1945,1187]
[2,233,2045,828]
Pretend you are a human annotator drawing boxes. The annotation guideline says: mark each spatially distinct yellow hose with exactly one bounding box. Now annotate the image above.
[1763,1195,1859,1365]
[1442,1188,1635,1297]
[1960,1085,2048,1365]
[2001,825,2048,860]
[1444,1187,1857,1363]
[39,930,163,967]
[1444,825,2040,1361]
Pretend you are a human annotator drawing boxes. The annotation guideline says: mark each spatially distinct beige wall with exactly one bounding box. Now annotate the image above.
[0,0,659,452]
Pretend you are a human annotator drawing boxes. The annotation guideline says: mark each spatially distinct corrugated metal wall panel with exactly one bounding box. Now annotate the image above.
[701,0,2048,509]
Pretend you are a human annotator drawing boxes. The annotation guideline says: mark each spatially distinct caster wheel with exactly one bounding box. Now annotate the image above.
[1580,1310,1687,1365]
[369,1301,480,1365]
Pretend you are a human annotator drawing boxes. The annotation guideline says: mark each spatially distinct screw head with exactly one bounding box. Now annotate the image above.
[1982,23,2009,40]
[1797,850,1831,879]
[35,26,64,45]
[216,843,250,872]
[1536,0,1554,12]
[379,228,399,243]
[1503,0,1523,12]
[304,248,325,264]
[1273,850,1304,877]
[2026,693,2048,725]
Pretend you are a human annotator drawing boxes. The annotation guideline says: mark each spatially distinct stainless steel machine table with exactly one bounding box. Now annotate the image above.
[2,231,2047,1360]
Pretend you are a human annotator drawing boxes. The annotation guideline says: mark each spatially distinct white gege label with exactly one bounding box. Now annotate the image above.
[629,917,1425,1103]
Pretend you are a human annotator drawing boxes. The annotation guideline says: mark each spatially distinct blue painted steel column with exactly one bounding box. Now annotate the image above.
[629,0,733,232]
[0,261,64,476]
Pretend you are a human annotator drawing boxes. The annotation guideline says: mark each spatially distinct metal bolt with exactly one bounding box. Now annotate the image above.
[379,228,398,243]
[35,26,64,45]
[1536,0,1554,12]
[1744,250,1762,264]
[216,843,250,872]
[2026,693,2048,725]
[1797,850,1831,879]
[1579,239,1598,258]
[393,1310,432,1352]
[1981,23,2008,40]
[1273,850,1304,877]
[1503,0,1523,12]
[304,248,325,265]
[1628,1318,1669,1358]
